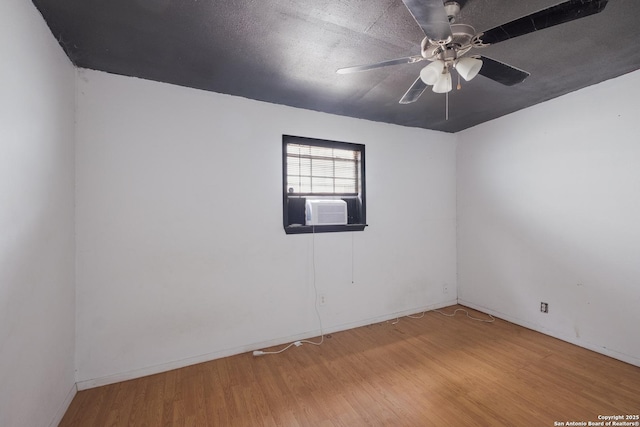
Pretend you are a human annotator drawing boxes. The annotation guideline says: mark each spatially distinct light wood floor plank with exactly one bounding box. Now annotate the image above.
[59,305,640,426]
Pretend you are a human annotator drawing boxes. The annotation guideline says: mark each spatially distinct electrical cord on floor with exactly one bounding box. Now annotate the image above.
[253,227,324,357]
[393,308,494,324]
[434,308,495,323]
[406,312,425,319]
[253,337,323,356]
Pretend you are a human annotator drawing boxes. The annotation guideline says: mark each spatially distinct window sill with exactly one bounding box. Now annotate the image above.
[284,224,367,234]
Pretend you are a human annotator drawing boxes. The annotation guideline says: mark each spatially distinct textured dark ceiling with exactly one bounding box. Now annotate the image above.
[32,0,640,132]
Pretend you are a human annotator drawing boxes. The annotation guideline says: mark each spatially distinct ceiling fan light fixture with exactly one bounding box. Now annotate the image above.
[420,60,445,85]
[455,57,483,81]
[432,71,452,93]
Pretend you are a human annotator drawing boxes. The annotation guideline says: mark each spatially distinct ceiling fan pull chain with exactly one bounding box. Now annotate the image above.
[457,73,462,90]
[445,91,449,121]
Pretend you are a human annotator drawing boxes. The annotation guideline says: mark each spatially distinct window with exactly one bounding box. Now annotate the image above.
[283,135,366,234]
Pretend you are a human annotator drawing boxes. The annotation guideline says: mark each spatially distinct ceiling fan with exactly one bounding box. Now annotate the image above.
[337,0,609,104]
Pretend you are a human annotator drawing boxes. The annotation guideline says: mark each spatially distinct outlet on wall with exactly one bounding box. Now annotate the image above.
[442,283,449,294]
[318,293,327,306]
[540,302,549,313]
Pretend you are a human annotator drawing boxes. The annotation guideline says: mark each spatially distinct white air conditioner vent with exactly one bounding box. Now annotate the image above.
[305,199,348,226]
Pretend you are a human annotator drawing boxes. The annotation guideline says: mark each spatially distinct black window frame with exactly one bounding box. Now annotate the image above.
[282,135,367,234]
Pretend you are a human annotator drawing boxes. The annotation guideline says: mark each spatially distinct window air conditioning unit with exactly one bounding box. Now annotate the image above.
[305,199,348,226]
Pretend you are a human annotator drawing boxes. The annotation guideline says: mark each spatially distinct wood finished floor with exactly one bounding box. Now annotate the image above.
[59,305,640,426]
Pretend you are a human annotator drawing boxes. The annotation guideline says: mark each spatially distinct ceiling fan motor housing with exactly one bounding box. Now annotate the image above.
[444,2,461,23]
[421,23,476,61]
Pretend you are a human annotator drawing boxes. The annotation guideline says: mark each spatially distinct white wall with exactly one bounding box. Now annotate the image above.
[4,0,637,417]
[75,70,458,387]
[0,1,76,426]
[457,70,640,366]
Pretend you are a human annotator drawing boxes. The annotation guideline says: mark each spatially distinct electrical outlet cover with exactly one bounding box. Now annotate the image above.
[318,293,327,306]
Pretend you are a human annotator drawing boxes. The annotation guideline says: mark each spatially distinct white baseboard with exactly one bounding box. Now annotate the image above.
[458,299,640,368]
[49,382,77,427]
[76,300,458,390]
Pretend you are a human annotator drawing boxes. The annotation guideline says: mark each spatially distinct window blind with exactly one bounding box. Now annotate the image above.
[286,143,360,195]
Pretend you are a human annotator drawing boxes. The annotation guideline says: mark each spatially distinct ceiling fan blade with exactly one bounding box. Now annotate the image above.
[479,0,609,45]
[336,55,425,74]
[399,77,428,104]
[477,56,530,86]
[402,0,453,42]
